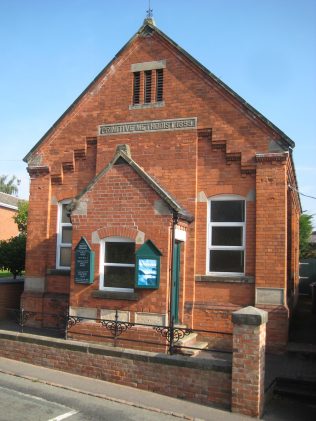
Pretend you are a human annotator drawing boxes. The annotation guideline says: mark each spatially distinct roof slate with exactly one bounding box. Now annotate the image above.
[0,192,20,209]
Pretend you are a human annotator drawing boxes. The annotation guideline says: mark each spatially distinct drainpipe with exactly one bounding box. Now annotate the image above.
[169,210,179,354]
[65,201,75,337]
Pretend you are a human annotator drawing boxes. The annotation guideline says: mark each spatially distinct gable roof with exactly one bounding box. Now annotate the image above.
[24,18,294,163]
[73,144,194,223]
[0,192,20,210]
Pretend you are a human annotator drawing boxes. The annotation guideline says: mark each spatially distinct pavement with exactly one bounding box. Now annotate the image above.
[0,294,315,420]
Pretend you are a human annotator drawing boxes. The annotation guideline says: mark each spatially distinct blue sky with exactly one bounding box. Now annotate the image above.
[1,0,315,224]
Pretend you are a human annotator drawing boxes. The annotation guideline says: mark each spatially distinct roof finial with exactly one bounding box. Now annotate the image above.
[146,0,153,19]
[144,0,156,26]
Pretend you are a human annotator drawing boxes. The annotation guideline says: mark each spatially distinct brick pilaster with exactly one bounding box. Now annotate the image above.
[255,156,288,290]
[25,170,51,276]
[231,306,268,418]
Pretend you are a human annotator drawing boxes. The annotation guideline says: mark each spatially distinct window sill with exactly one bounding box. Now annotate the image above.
[47,269,71,276]
[129,101,165,110]
[92,290,139,301]
[195,275,254,284]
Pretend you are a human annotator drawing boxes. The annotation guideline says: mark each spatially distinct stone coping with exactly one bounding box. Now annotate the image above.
[46,269,71,276]
[92,290,139,301]
[232,306,268,326]
[0,329,231,373]
[0,278,24,285]
[195,275,254,284]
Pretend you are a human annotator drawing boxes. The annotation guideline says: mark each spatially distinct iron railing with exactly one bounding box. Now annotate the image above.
[0,307,232,356]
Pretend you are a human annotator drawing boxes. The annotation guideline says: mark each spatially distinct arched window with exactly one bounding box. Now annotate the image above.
[99,237,135,291]
[56,200,72,269]
[207,195,245,275]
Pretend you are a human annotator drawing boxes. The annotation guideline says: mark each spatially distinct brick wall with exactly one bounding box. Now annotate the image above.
[0,207,18,240]
[0,330,232,409]
[0,304,268,417]
[0,281,24,319]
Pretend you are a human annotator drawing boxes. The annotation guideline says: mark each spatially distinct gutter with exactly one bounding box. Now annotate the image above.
[0,202,18,211]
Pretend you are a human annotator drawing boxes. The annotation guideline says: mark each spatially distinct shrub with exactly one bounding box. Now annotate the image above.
[300,213,314,259]
[13,201,28,234]
[0,234,26,278]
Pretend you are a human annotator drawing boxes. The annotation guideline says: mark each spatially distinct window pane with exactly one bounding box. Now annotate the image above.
[210,250,244,273]
[212,227,243,246]
[62,204,71,223]
[60,247,71,267]
[62,226,72,244]
[105,242,135,264]
[211,200,244,222]
[104,266,135,289]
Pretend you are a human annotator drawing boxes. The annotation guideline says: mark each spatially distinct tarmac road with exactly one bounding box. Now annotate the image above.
[0,371,178,421]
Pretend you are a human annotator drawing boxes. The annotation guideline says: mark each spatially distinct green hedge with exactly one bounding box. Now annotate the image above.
[0,234,26,279]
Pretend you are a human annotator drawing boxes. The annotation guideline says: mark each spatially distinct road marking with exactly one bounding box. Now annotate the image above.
[0,384,52,403]
[48,410,78,421]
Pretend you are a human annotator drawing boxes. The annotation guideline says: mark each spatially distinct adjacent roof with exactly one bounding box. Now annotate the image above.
[0,192,20,210]
[74,144,194,223]
[24,19,294,163]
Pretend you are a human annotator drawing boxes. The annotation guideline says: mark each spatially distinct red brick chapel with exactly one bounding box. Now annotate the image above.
[22,17,300,352]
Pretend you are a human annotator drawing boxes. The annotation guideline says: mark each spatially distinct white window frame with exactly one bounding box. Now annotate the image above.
[207,195,246,276]
[99,236,135,292]
[56,199,72,270]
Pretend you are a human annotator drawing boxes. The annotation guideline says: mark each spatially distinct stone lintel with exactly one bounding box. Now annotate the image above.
[255,152,288,163]
[92,290,139,301]
[232,306,268,326]
[46,269,70,276]
[131,60,166,72]
[196,275,254,284]
[27,166,50,178]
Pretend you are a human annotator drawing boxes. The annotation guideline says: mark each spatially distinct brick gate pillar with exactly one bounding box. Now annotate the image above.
[231,306,268,418]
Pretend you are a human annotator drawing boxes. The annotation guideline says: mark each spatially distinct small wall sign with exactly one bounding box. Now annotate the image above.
[75,237,95,284]
[135,240,162,289]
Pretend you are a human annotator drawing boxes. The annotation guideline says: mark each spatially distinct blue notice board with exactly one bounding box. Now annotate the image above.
[135,240,162,289]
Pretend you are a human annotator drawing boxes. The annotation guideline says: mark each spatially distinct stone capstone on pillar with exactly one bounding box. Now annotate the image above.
[232,306,268,326]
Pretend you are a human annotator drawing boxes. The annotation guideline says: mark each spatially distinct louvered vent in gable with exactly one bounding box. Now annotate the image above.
[130,61,166,109]
[133,71,141,105]
[144,70,152,103]
[156,68,163,102]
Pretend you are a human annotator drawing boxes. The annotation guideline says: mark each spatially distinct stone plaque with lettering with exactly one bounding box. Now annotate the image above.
[75,237,94,284]
[99,117,197,136]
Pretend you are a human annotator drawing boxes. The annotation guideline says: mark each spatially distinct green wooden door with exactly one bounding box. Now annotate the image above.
[171,242,181,324]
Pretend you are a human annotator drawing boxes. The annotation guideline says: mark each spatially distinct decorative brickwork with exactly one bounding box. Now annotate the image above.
[21,19,300,354]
